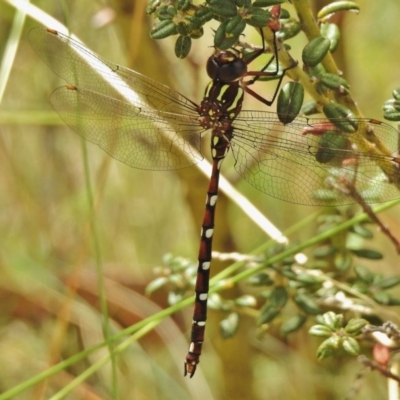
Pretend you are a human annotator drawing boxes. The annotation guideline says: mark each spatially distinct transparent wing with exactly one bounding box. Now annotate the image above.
[231,112,400,205]
[29,27,204,170]
[51,86,203,170]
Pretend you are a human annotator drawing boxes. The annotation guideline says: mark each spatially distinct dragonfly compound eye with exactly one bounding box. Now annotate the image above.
[206,51,247,83]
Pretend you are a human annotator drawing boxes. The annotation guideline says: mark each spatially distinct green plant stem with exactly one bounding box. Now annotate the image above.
[81,138,119,399]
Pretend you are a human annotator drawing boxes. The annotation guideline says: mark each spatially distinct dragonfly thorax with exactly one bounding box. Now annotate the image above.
[198,80,244,132]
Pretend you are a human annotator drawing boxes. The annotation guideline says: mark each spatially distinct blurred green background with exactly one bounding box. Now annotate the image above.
[1,0,400,399]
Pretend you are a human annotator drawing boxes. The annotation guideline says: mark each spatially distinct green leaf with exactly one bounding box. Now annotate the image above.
[281,315,307,335]
[220,312,239,338]
[309,324,333,337]
[280,18,302,40]
[354,265,374,283]
[344,318,368,335]
[235,295,257,307]
[253,0,285,5]
[313,244,337,258]
[316,337,338,360]
[244,7,271,27]
[320,22,340,52]
[145,277,168,295]
[321,311,343,330]
[270,286,289,308]
[317,1,360,20]
[322,103,357,132]
[277,82,304,124]
[209,0,238,17]
[334,252,352,271]
[373,291,391,305]
[175,35,192,58]
[225,15,246,36]
[293,293,322,315]
[302,36,331,67]
[257,306,280,324]
[342,337,360,356]
[377,276,400,290]
[319,72,350,94]
[350,249,383,260]
[247,272,274,286]
[150,19,178,39]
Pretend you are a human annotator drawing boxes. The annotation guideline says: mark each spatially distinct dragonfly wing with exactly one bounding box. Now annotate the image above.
[51,86,203,170]
[231,112,399,205]
[29,28,198,116]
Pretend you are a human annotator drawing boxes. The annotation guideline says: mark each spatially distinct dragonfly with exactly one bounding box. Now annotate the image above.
[29,27,400,378]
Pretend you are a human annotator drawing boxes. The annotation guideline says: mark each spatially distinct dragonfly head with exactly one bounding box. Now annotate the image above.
[206,50,247,83]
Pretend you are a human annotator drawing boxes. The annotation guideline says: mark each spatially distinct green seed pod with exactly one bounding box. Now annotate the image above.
[350,249,383,260]
[320,22,340,52]
[175,35,192,58]
[345,318,368,335]
[150,19,178,39]
[277,82,304,124]
[322,103,358,133]
[293,293,322,315]
[317,1,360,21]
[245,7,272,27]
[342,336,360,356]
[220,312,239,338]
[208,0,238,17]
[302,36,331,67]
[225,15,246,37]
[309,324,333,337]
[281,315,307,335]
